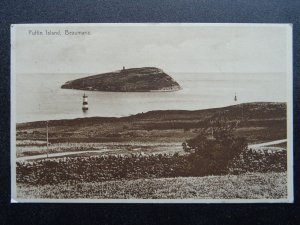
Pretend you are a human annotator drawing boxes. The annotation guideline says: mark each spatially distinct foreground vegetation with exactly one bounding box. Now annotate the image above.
[15,102,288,199]
[17,172,287,199]
[16,143,286,185]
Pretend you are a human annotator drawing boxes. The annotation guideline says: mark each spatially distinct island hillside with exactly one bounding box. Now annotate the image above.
[61,67,181,92]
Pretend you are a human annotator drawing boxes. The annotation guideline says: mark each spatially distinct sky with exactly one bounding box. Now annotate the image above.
[12,24,291,74]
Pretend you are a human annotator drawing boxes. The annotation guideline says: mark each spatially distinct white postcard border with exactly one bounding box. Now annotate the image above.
[10,23,294,203]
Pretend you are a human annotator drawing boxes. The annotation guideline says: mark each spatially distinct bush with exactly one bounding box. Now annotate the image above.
[183,121,247,175]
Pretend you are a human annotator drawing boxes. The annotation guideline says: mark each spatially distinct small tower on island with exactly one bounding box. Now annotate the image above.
[234,92,237,102]
[123,66,125,70]
[82,93,88,111]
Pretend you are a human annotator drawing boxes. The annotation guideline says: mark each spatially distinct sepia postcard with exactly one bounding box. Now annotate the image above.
[11,23,293,203]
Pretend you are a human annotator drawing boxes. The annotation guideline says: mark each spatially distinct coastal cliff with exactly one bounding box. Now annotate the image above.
[61,67,181,92]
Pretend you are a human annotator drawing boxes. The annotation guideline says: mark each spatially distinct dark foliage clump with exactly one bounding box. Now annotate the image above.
[182,119,248,176]
[228,148,287,174]
[16,154,192,185]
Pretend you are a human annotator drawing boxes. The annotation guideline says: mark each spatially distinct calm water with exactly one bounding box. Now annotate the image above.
[16,72,286,123]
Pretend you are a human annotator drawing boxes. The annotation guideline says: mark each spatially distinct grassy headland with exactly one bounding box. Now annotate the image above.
[17,102,287,145]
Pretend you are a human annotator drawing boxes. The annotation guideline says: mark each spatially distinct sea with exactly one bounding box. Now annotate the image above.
[15,72,287,123]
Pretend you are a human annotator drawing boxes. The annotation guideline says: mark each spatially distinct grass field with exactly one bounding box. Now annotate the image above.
[17,172,287,199]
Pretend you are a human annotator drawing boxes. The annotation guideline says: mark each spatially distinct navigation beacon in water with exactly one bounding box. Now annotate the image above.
[82,93,88,111]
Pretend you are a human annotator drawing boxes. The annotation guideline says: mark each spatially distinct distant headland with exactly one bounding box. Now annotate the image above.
[61,67,181,92]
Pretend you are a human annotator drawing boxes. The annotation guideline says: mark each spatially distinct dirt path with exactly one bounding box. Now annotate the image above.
[248,139,287,148]
[16,139,287,161]
[16,150,111,162]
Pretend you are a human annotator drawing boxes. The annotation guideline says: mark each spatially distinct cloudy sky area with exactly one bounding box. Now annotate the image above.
[14,24,290,74]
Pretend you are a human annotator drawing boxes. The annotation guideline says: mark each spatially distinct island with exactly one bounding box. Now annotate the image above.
[61,67,181,92]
